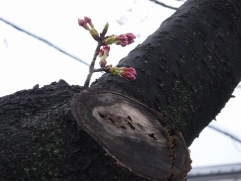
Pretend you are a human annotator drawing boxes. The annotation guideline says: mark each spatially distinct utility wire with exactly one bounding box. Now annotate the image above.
[150,0,178,10]
[208,125,241,144]
[0,17,89,66]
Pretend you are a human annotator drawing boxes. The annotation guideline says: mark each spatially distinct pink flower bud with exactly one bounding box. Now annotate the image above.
[117,34,127,41]
[78,19,90,30]
[128,40,135,44]
[126,33,136,40]
[116,34,133,47]
[99,46,110,56]
[119,67,136,80]
[104,33,135,47]
[99,49,104,57]
[109,66,137,80]
[120,71,136,81]
[98,46,110,68]
[116,41,128,47]
[78,19,85,26]
[125,33,136,45]
[84,16,91,23]
[84,16,94,28]
[122,67,136,75]
[103,45,110,54]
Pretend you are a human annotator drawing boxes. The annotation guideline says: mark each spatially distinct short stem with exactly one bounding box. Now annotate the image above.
[83,27,108,88]
[83,43,102,88]
[93,68,105,72]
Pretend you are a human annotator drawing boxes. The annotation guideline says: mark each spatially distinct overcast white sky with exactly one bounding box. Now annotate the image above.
[0,0,241,168]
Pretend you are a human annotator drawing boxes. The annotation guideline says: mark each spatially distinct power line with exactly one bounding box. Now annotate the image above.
[0,17,89,66]
[150,0,178,10]
[208,125,241,144]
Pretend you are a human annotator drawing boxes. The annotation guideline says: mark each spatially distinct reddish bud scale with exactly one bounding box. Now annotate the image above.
[99,49,104,57]
[108,66,136,81]
[98,46,110,68]
[103,45,110,54]
[122,67,136,75]
[78,19,90,30]
[84,16,94,28]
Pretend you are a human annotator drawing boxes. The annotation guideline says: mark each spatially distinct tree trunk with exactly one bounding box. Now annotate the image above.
[1,0,241,180]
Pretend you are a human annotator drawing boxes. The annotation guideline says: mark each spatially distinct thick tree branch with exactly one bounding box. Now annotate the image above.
[92,0,241,146]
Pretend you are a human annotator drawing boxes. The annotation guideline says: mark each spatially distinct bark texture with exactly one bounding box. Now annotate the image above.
[71,90,191,180]
[0,81,151,180]
[92,0,241,146]
[1,0,241,180]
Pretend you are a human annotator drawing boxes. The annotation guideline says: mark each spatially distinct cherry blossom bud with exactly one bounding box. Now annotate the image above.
[78,19,90,30]
[119,67,136,80]
[122,67,136,75]
[127,39,134,44]
[84,16,94,28]
[99,46,110,56]
[126,33,136,45]
[120,71,136,81]
[98,46,110,67]
[108,66,136,81]
[126,33,136,40]
[116,41,128,47]
[117,34,127,41]
[103,45,110,55]
[99,49,104,57]
[115,33,136,47]
[116,34,128,46]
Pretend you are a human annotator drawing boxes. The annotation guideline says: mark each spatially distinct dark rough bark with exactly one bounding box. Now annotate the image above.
[71,90,191,180]
[92,0,241,146]
[1,0,241,180]
[0,81,150,180]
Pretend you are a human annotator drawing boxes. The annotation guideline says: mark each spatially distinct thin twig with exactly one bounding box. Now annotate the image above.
[93,67,106,72]
[83,28,108,88]
[83,43,102,87]
[150,0,178,10]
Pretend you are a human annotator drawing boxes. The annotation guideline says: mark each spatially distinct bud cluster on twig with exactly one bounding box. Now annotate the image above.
[78,16,137,88]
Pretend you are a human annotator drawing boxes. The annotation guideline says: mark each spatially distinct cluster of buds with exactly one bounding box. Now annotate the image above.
[78,16,99,41]
[79,16,137,87]
[107,66,137,81]
[104,33,136,47]
[98,45,110,67]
